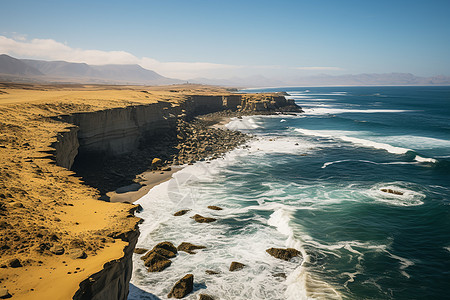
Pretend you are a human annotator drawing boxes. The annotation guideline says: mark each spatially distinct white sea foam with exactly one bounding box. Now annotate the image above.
[387,251,415,278]
[295,128,437,163]
[226,116,262,130]
[302,108,409,115]
[365,183,426,206]
[321,159,416,169]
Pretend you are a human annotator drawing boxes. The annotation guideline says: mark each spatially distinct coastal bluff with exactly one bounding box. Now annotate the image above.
[0,83,301,299]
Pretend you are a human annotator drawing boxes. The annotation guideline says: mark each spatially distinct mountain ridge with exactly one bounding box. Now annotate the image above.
[0,54,182,85]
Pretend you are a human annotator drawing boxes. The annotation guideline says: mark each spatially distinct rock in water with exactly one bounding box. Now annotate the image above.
[198,294,215,300]
[174,209,190,216]
[192,214,217,223]
[229,261,246,271]
[205,270,220,275]
[266,248,301,261]
[153,241,178,254]
[380,188,404,195]
[207,205,223,211]
[168,274,194,298]
[177,242,206,254]
[144,252,172,272]
[134,248,148,254]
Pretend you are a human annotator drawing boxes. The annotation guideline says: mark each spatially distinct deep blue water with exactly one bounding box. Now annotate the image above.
[130,86,450,300]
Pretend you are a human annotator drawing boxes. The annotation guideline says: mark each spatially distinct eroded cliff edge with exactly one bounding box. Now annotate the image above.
[0,84,301,300]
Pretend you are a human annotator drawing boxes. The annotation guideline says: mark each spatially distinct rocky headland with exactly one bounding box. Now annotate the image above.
[0,83,301,299]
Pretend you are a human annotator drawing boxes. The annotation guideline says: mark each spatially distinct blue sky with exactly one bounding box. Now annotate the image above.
[1,0,449,79]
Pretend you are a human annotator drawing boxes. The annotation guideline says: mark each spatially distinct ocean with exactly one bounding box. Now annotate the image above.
[129,86,450,300]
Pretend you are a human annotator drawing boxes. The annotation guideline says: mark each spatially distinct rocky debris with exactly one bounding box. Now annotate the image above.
[229,261,246,271]
[207,206,223,211]
[134,248,148,254]
[174,209,190,216]
[50,244,65,255]
[266,248,301,261]
[198,294,215,300]
[8,258,21,268]
[0,288,10,299]
[144,252,172,272]
[381,188,404,195]
[153,241,178,255]
[151,158,162,169]
[142,247,176,260]
[168,274,194,298]
[68,249,87,259]
[192,214,216,223]
[205,270,220,275]
[177,242,206,254]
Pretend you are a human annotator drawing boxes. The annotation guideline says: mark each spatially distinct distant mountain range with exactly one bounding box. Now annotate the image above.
[0,54,182,85]
[190,73,450,87]
[1,54,449,87]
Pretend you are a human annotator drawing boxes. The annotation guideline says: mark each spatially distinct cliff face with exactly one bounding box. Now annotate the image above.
[73,224,140,300]
[47,92,300,300]
[58,102,176,168]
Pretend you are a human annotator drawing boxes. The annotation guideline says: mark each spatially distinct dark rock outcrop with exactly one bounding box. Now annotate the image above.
[133,248,148,255]
[229,261,246,271]
[167,274,194,298]
[174,209,190,216]
[198,294,215,300]
[73,226,139,300]
[143,252,172,272]
[192,214,216,223]
[266,248,301,261]
[207,206,223,211]
[177,242,206,254]
[380,188,404,195]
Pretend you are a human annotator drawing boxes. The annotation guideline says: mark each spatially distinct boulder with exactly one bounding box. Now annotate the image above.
[151,158,163,168]
[174,209,190,216]
[177,242,206,254]
[380,188,404,195]
[198,294,215,300]
[144,252,172,272]
[8,258,21,268]
[168,274,194,298]
[153,241,178,254]
[266,248,301,261]
[0,288,10,299]
[50,244,65,255]
[229,261,246,271]
[141,247,176,260]
[192,214,217,223]
[68,249,87,259]
[207,206,223,211]
[134,248,148,255]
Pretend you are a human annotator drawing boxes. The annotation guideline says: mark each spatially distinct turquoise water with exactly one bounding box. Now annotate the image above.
[129,86,450,300]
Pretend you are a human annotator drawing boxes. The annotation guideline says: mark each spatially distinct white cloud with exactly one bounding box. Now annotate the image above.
[0,35,343,80]
[0,35,241,79]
